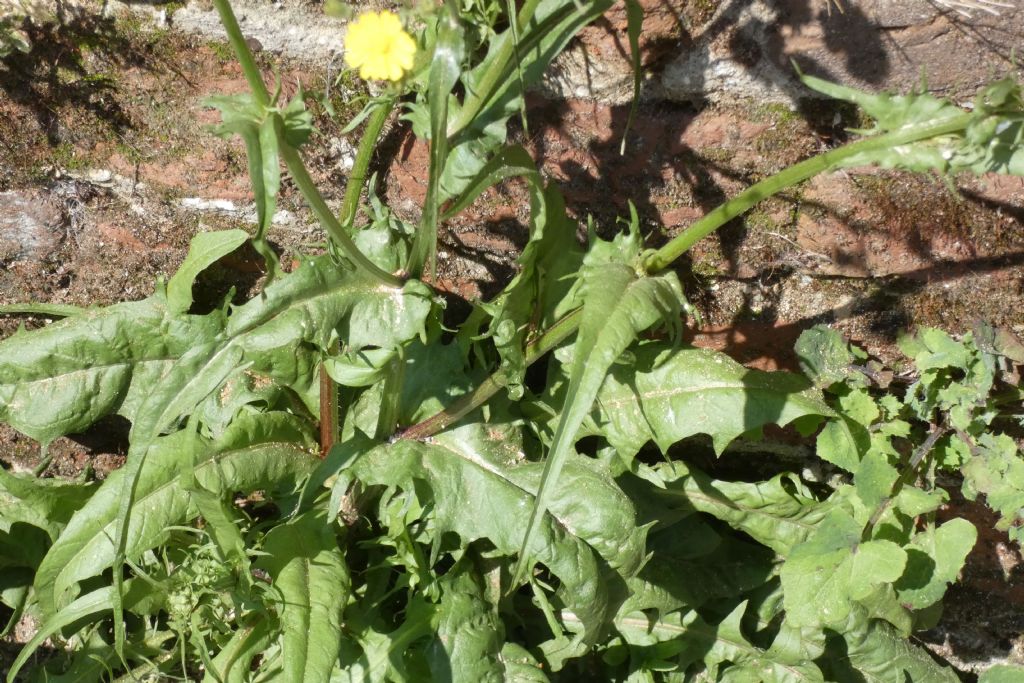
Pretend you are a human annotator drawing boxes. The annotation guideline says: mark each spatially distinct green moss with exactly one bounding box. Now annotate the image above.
[50,142,90,170]
[208,39,236,63]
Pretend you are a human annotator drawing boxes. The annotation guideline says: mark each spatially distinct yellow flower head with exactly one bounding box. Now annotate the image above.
[344,10,416,82]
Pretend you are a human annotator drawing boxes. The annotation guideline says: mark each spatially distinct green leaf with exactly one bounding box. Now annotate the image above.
[601,603,824,682]
[203,617,275,683]
[0,468,94,540]
[440,144,540,221]
[408,5,464,278]
[962,432,1024,544]
[514,225,683,586]
[166,229,249,314]
[898,327,972,372]
[854,452,899,510]
[425,565,505,682]
[353,427,645,640]
[795,325,856,389]
[781,511,907,628]
[895,518,976,610]
[802,74,1024,177]
[33,412,316,617]
[5,581,150,682]
[258,510,349,683]
[823,612,960,682]
[700,602,825,682]
[591,342,834,458]
[654,463,834,556]
[619,518,774,616]
[482,184,583,399]
[981,664,1024,682]
[815,414,868,472]
[205,90,312,274]
[339,597,436,682]
[619,0,642,155]
[227,255,432,358]
[0,295,222,443]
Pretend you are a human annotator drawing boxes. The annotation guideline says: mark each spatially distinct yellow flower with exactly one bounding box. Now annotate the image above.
[344,10,416,82]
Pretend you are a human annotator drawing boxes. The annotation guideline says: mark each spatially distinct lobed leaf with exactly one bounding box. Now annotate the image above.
[353,425,645,640]
[0,295,222,443]
[166,229,249,315]
[514,225,684,586]
[591,342,834,458]
[258,510,349,683]
[654,462,834,556]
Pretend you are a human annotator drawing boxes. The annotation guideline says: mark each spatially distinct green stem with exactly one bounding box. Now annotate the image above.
[397,308,581,440]
[339,98,396,227]
[212,0,401,288]
[279,142,403,287]
[643,114,971,272]
[400,114,974,441]
[211,0,270,106]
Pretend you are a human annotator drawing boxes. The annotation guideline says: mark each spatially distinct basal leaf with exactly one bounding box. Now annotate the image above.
[0,295,222,443]
[339,597,436,682]
[166,229,249,315]
[514,225,683,586]
[0,468,95,540]
[33,412,316,617]
[6,580,151,682]
[425,565,505,682]
[822,611,960,682]
[591,342,834,458]
[619,519,774,616]
[258,510,349,683]
[601,602,824,682]
[654,462,834,556]
[203,617,275,683]
[355,426,645,640]
[228,255,433,360]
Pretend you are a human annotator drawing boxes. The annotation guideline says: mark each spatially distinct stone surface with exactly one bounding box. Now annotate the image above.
[159,0,1024,104]
[170,0,345,62]
[658,0,1024,103]
[0,190,65,263]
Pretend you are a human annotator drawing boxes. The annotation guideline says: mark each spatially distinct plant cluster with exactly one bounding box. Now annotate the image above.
[2,0,1024,680]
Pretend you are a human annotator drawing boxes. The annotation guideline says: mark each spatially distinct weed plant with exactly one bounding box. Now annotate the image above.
[2,0,1024,680]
